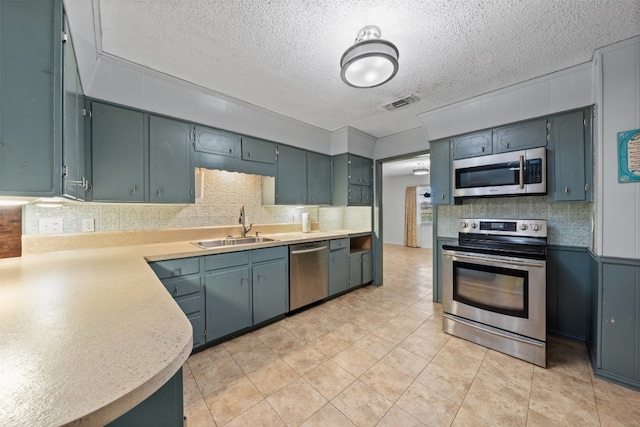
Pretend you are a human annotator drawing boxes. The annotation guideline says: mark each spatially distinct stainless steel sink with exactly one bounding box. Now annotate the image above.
[192,237,278,249]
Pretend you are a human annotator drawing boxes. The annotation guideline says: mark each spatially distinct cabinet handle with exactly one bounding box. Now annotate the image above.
[481,146,486,152]
[248,151,251,157]
[157,187,162,197]
[173,267,182,275]
[505,142,509,148]
[564,187,569,193]
[441,194,445,199]
[585,184,589,192]
[131,186,137,195]
[173,287,178,296]
[257,274,261,282]
[229,148,232,154]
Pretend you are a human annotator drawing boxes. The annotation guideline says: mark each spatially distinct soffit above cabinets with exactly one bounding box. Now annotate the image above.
[86,0,639,139]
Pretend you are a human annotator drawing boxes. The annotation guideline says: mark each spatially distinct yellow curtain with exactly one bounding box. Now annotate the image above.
[404,186,418,247]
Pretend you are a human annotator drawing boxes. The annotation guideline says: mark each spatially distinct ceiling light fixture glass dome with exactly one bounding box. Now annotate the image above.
[340,26,399,88]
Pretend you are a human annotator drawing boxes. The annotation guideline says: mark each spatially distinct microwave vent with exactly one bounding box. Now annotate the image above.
[383,94,418,111]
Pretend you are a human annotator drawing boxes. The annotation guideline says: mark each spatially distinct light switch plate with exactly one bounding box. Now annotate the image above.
[81,218,95,232]
[39,218,63,234]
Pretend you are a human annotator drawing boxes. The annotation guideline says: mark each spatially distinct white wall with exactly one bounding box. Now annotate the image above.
[382,173,430,245]
[374,128,429,160]
[418,62,593,141]
[595,37,640,259]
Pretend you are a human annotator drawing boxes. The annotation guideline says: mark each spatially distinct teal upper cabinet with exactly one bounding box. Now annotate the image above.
[429,139,453,205]
[452,131,492,159]
[62,14,88,201]
[149,116,194,203]
[0,0,62,196]
[242,136,276,164]
[332,153,373,206]
[549,109,592,202]
[495,119,548,153]
[194,126,240,158]
[276,145,307,205]
[307,152,332,205]
[349,155,373,186]
[91,102,147,202]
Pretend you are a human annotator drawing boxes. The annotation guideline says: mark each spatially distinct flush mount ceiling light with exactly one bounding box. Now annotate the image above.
[340,25,399,88]
[413,162,430,175]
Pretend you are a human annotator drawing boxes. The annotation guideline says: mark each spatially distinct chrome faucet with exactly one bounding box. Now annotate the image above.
[239,205,253,237]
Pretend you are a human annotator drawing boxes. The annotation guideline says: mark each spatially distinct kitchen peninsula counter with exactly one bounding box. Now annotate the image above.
[0,228,367,426]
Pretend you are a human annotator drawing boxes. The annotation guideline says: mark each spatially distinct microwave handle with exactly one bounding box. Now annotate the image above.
[519,155,524,189]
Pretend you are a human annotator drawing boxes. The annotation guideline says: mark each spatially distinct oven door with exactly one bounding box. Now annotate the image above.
[442,249,546,341]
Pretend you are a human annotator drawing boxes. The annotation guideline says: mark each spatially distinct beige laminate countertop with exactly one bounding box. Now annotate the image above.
[0,229,365,426]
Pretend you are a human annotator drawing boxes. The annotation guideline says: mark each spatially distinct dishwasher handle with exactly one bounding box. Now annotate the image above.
[291,246,327,255]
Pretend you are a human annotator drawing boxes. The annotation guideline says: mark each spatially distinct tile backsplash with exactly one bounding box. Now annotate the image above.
[436,196,592,247]
[23,169,371,235]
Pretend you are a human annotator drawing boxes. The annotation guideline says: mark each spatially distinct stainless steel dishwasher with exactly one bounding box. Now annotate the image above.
[289,241,329,310]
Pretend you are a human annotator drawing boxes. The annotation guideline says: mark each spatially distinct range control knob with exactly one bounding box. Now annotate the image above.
[519,223,528,230]
[532,224,541,232]
[470,222,477,229]
[461,221,469,229]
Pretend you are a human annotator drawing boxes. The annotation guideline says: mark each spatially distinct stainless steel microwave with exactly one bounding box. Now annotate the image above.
[453,146,546,197]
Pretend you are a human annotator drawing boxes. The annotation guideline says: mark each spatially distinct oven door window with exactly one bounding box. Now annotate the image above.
[453,261,528,318]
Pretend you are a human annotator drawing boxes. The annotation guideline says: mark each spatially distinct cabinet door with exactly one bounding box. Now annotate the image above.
[91,102,146,202]
[307,152,331,204]
[62,15,87,200]
[194,126,240,158]
[205,267,251,341]
[348,185,363,205]
[349,253,363,287]
[241,136,276,164]
[452,131,492,159]
[430,140,452,205]
[276,145,307,204]
[149,116,194,203]
[495,119,547,153]
[361,186,373,205]
[188,314,205,348]
[551,111,586,201]
[253,259,288,324]
[349,156,372,186]
[329,247,349,295]
[0,0,58,195]
[362,251,373,284]
[546,247,589,341]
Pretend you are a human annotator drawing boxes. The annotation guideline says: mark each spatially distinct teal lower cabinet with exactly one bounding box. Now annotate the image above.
[588,252,640,391]
[204,252,252,341]
[546,246,590,341]
[252,247,289,324]
[150,247,290,350]
[329,239,350,296]
[349,251,372,287]
[107,368,183,427]
[149,258,205,348]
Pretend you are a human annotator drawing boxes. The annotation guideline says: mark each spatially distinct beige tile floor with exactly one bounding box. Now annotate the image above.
[183,244,640,426]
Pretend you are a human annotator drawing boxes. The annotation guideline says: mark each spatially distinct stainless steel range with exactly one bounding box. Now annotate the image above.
[442,218,548,367]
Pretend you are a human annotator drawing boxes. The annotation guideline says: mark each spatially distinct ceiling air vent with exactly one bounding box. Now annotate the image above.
[383,94,418,111]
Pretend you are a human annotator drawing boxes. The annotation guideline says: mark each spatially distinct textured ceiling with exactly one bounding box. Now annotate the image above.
[98,0,639,138]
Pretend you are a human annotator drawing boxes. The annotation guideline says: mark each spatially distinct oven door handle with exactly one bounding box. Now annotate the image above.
[443,250,545,268]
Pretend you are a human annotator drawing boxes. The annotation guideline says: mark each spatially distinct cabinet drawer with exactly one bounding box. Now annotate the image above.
[176,293,202,315]
[241,137,276,164]
[330,238,349,250]
[252,246,287,263]
[453,131,493,159]
[195,126,240,158]
[163,276,201,297]
[205,251,250,271]
[150,258,200,279]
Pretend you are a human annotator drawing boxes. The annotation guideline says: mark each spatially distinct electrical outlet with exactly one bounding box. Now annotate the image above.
[81,218,95,232]
[39,218,63,234]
